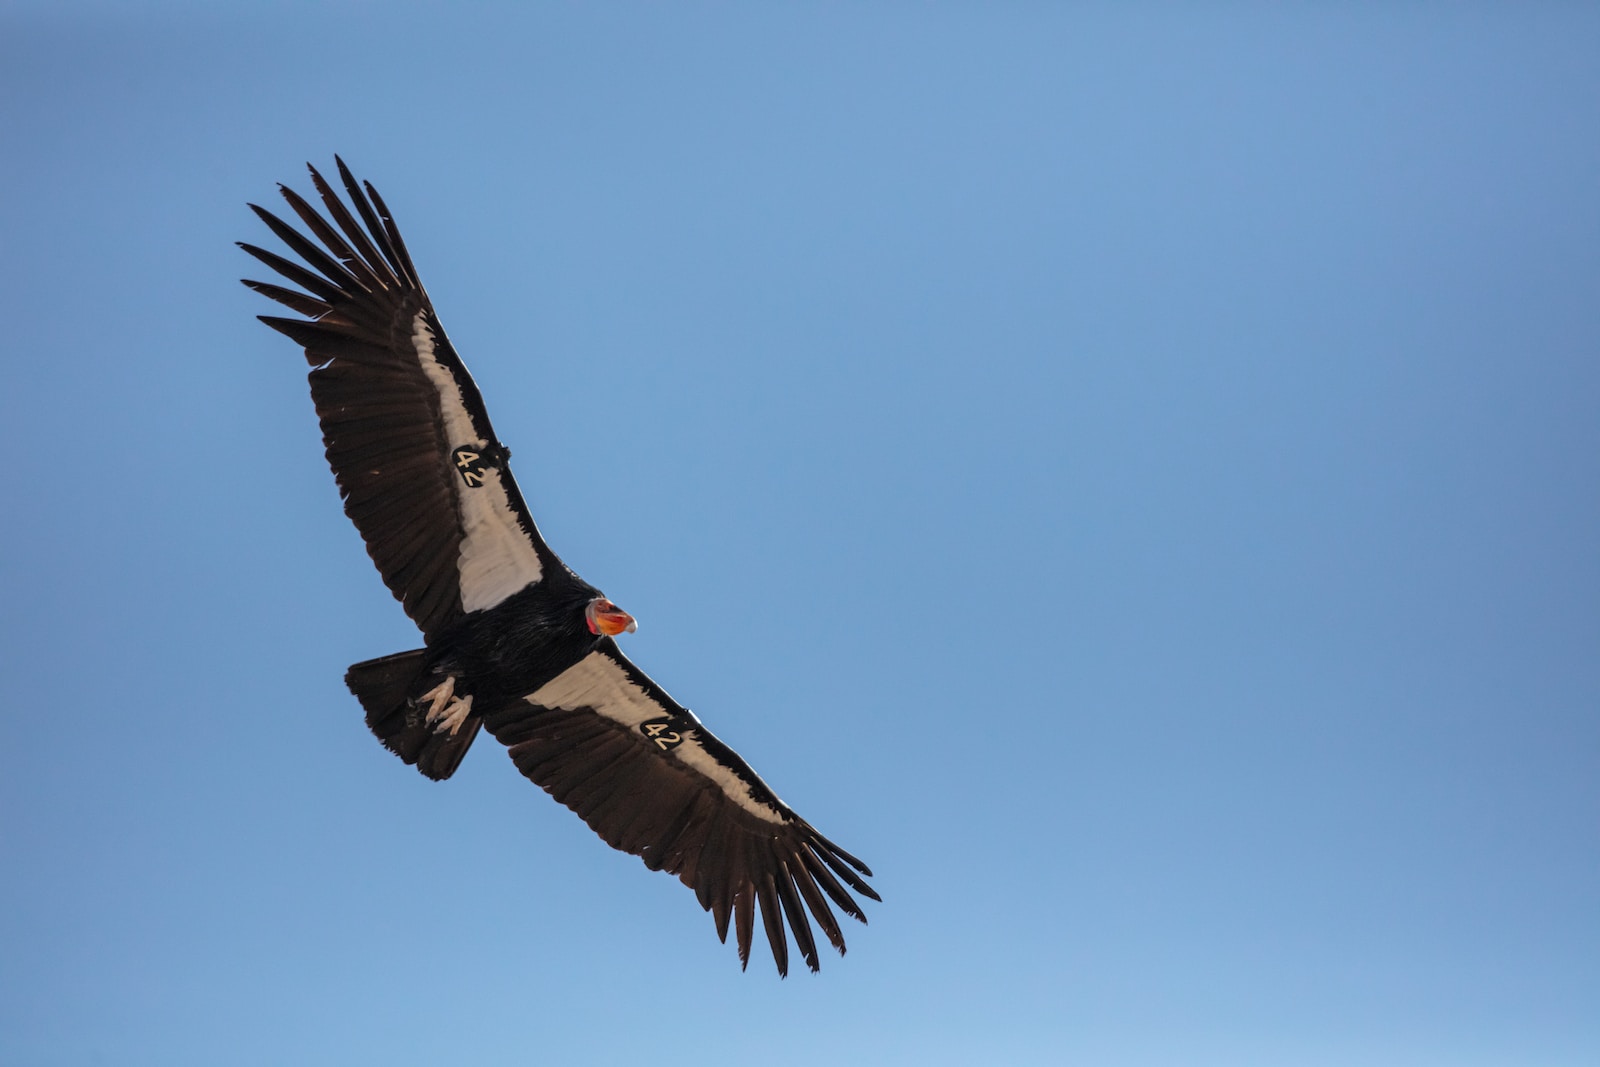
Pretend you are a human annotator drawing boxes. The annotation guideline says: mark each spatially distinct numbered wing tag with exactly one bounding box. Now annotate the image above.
[639,716,689,752]
[452,443,508,488]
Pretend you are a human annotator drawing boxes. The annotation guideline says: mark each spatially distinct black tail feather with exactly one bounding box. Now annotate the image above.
[345,650,480,781]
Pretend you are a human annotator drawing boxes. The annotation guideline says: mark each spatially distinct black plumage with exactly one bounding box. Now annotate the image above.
[241,158,877,974]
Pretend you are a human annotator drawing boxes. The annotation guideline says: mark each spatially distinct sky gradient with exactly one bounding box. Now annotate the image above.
[3,4,1597,1065]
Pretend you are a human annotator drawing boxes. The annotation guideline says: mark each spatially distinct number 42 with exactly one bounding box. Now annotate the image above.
[640,719,685,751]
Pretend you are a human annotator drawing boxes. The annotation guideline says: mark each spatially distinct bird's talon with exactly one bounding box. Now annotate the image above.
[418,676,472,734]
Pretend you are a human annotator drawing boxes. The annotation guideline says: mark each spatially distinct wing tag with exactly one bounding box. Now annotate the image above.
[639,717,687,751]
[452,443,509,488]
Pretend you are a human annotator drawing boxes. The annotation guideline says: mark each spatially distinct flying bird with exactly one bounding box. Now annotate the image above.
[240,158,877,975]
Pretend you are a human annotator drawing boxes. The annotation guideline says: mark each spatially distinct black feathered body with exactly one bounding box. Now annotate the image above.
[422,575,606,704]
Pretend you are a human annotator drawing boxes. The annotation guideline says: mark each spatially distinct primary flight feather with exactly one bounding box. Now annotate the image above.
[240,158,877,975]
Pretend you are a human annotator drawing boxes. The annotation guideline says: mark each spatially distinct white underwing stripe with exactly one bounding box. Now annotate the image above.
[412,313,543,611]
[529,651,784,822]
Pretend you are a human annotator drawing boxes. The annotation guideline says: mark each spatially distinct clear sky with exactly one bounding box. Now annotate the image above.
[2,4,1597,1065]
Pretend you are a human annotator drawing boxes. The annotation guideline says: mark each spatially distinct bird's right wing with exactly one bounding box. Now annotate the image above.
[240,159,561,640]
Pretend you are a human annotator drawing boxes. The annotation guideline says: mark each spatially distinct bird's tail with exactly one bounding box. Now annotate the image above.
[345,650,482,781]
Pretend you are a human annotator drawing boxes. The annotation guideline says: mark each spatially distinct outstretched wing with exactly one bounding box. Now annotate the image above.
[481,641,879,976]
[241,158,561,640]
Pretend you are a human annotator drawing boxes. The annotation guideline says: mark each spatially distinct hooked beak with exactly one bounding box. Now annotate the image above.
[586,597,638,637]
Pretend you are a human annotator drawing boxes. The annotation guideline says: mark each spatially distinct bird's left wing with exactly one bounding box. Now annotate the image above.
[481,640,879,976]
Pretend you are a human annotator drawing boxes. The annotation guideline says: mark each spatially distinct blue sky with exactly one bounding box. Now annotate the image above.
[2,3,1597,1064]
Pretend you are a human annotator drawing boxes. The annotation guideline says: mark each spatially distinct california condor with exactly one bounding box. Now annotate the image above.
[240,158,877,975]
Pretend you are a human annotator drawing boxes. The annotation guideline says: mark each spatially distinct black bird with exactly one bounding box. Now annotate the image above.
[241,159,877,975]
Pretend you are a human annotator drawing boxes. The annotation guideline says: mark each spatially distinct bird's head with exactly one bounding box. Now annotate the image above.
[585,596,638,637]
